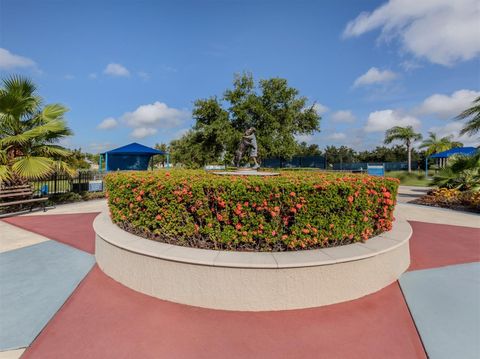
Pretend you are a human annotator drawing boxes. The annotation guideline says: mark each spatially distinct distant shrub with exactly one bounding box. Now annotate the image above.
[105,170,399,251]
[47,191,105,205]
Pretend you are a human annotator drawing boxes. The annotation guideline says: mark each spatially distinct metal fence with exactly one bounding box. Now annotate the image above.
[262,156,326,169]
[31,171,105,195]
[332,161,408,171]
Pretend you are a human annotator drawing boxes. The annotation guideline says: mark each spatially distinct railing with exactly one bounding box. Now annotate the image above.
[31,171,105,195]
[332,162,408,171]
[262,156,326,169]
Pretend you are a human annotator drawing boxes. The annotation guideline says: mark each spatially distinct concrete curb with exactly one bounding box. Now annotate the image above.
[94,211,411,311]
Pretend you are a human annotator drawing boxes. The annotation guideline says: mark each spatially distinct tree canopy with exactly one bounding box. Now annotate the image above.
[170,73,320,167]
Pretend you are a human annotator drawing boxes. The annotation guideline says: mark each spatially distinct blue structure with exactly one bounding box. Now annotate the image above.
[425,147,478,177]
[367,164,385,176]
[100,142,168,172]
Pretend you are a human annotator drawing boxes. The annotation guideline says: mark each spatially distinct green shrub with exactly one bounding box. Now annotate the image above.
[47,192,82,205]
[105,170,399,251]
[46,191,105,205]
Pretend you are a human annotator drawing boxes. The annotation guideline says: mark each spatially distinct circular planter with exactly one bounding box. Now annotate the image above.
[94,211,411,311]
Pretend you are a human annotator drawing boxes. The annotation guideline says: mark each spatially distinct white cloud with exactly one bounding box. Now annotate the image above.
[64,74,75,80]
[97,117,118,130]
[328,132,347,140]
[313,103,329,115]
[0,48,36,70]
[364,109,420,133]
[173,127,190,140]
[131,127,158,139]
[400,60,422,72]
[122,101,189,128]
[295,134,315,144]
[353,67,397,87]
[428,122,479,147]
[104,63,130,77]
[88,73,97,79]
[118,101,190,139]
[417,89,480,119]
[138,71,149,80]
[343,0,480,66]
[88,142,115,153]
[331,110,356,123]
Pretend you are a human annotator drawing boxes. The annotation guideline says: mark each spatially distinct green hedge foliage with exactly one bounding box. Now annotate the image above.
[105,170,399,251]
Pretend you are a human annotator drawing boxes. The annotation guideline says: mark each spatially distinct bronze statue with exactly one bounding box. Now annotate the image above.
[234,127,259,169]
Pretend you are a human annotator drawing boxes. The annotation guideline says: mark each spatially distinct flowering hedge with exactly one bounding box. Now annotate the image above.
[105,170,399,251]
[413,188,480,213]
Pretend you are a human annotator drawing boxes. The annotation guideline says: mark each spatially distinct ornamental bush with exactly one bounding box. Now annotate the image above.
[105,170,399,251]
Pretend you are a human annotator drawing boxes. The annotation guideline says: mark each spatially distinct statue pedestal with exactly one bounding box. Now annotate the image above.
[213,168,280,176]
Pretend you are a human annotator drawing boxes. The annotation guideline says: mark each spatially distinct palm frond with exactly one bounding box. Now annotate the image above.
[52,160,76,177]
[0,165,12,183]
[456,96,480,136]
[32,144,71,158]
[11,156,54,180]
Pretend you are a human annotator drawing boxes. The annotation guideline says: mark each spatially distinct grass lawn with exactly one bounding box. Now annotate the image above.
[387,170,433,187]
[32,179,72,194]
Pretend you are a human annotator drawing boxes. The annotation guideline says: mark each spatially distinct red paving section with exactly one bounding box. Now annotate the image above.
[10,214,480,358]
[23,266,426,359]
[2,213,99,254]
[408,221,480,271]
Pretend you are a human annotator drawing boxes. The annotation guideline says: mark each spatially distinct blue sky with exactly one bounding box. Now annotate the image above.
[1,0,479,153]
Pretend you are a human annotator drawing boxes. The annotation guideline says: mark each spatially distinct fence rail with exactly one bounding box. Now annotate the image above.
[262,156,326,169]
[31,171,105,195]
[332,161,408,171]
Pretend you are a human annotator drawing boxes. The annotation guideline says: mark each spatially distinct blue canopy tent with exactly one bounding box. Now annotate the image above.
[425,147,478,177]
[100,142,169,171]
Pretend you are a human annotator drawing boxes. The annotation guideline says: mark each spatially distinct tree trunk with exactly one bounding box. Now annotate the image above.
[407,142,412,173]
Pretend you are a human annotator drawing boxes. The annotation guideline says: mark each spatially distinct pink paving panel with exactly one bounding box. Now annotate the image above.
[2,213,99,254]
[408,221,480,271]
[23,266,426,359]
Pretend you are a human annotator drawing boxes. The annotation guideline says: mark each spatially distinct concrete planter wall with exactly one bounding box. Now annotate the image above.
[94,211,411,311]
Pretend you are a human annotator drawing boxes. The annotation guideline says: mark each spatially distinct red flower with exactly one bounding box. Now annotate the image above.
[290,191,296,197]
[156,214,162,220]
[235,223,242,230]
[217,214,223,221]
[347,196,354,203]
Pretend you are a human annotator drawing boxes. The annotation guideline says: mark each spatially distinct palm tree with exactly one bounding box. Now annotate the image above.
[384,126,422,173]
[433,152,480,192]
[0,75,74,184]
[456,96,480,136]
[419,132,463,155]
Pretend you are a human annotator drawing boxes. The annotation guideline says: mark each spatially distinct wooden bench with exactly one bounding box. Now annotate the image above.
[0,184,48,213]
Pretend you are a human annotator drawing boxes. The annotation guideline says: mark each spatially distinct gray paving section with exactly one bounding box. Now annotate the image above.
[399,262,480,359]
[0,240,95,351]
[397,185,430,204]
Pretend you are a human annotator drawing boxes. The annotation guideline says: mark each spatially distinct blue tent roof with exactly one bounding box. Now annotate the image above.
[429,147,478,158]
[102,142,166,155]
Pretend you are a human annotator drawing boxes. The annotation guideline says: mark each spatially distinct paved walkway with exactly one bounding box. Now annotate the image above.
[0,199,478,358]
[397,185,430,204]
